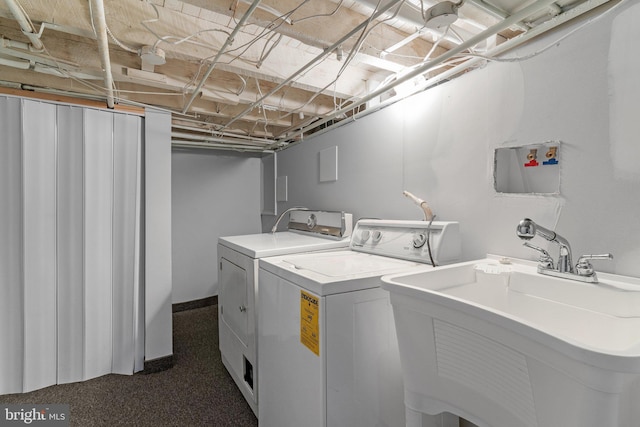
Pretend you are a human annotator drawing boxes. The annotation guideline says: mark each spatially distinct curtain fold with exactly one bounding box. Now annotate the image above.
[0,96,24,395]
[0,97,143,394]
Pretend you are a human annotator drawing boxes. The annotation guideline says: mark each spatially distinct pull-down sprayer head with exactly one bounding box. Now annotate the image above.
[516,218,573,273]
[516,218,537,240]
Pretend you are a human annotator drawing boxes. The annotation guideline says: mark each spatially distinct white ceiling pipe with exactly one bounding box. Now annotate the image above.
[0,55,30,69]
[171,140,274,153]
[1,37,30,51]
[171,124,275,144]
[171,131,272,147]
[285,0,560,142]
[282,0,613,144]
[3,0,44,51]
[89,0,115,108]
[410,0,616,91]
[221,0,406,132]
[181,0,263,114]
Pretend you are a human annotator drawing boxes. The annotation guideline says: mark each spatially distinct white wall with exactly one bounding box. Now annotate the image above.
[172,149,262,303]
[273,1,640,278]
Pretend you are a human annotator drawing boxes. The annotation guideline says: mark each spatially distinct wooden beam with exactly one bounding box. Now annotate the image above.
[0,87,145,114]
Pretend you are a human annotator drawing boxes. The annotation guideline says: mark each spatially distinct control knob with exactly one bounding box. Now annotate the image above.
[412,232,427,248]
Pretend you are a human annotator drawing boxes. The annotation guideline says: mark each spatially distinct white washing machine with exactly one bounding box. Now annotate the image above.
[218,210,353,415]
[257,219,462,427]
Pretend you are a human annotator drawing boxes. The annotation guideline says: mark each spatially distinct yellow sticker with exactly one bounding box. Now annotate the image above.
[300,290,320,356]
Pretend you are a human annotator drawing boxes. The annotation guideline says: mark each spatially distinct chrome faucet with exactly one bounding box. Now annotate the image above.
[516,218,573,272]
[516,218,612,283]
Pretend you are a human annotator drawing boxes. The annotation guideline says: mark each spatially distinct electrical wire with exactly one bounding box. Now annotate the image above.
[291,0,346,24]
[215,0,311,62]
[283,0,407,116]
[426,215,437,267]
[8,0,624,143]
[256,32,284,69]
[424,25,450,61]
[141,1,233,52]
[255,78,270,136]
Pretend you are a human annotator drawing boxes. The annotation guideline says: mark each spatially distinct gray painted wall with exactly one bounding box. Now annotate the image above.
[271,1,640,278]
[171,149,262,303]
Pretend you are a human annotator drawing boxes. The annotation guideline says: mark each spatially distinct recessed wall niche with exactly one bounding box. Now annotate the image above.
[494,141,561,194]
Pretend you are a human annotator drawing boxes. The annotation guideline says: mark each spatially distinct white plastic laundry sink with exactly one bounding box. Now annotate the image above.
[381,256,640,427]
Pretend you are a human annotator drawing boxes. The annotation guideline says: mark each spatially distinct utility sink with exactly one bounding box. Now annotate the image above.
[381,257,640,427]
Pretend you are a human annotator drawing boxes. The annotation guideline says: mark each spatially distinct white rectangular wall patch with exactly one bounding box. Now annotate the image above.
[319,146,338,182]
[276,175,288,202]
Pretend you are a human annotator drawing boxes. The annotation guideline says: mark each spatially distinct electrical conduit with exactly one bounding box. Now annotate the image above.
[3,0,44,51]
[181,0,263,114]
[89,0,115,109]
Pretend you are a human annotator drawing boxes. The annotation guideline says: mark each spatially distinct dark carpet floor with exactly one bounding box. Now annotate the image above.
[0,305,258,427]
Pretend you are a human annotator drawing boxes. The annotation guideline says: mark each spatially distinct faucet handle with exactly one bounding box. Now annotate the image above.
[575,254,613,276]
[523,242,554,269]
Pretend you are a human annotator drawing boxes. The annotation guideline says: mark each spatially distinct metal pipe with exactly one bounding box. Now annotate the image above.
[3,0,44,51]
[171,140,274,153]
[171,124,274,145]
[0,56,30,69]
[221,0,406,131]
[89,0,115,108]
[171,131,272,147]
[181,0,263,114]
[283,0,567,143]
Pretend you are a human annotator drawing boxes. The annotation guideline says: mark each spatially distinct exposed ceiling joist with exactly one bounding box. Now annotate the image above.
[0,0,620,151]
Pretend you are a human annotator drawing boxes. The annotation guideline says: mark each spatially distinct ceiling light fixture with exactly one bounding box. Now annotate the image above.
[424,1,460,30]
[139,45,166,72]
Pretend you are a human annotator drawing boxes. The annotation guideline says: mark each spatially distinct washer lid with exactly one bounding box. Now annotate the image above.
[219,231,350,258]
[259,250,432,296]
[283,252,411,277]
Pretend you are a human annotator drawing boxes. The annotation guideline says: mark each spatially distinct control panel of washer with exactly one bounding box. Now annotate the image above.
[350,219,461,265]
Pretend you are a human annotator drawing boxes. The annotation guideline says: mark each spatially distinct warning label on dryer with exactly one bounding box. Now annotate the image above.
[300,290,320,356]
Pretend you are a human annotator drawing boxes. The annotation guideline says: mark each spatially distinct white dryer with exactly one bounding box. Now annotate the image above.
[218,210,352,415]
[257,219,461,427]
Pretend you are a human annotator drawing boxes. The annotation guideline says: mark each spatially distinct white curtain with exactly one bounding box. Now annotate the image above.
[0,97,143,394]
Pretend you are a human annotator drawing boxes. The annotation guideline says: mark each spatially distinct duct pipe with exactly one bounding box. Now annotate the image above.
[285,0,560,142]
[181,0,262,114]
[89,0,115,108]
[222,0,405,131]
[3,0,44,51]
